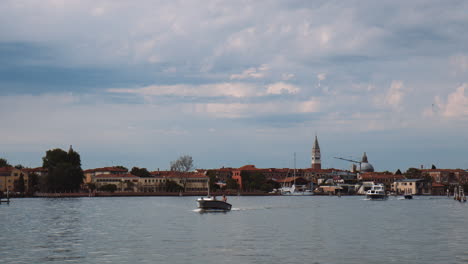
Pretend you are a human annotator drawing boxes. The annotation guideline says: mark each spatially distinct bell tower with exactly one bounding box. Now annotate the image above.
[311,135,321,170]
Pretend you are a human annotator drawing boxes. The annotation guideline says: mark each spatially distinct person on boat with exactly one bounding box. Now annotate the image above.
[222,194,227,202]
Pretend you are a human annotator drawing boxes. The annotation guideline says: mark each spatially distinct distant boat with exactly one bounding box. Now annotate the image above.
[280,183,314,196]
[366,184,388,200]
[280,153,313,196]
[404,189,413,199]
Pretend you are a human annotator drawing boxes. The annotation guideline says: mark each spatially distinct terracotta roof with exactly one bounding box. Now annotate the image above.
[0,167,14,173]
[95,173,139,179]
[84,167,128,173]
[150,171,207,178]
[275,177,307,183]
[238,165,259,170]
[360,173,405,180]
[422,169,466,173]
[432,183,446,187]
[23,167,48,173]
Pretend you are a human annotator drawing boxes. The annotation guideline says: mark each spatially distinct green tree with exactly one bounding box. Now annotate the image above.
[86,183,97,191]
[99,184,117,192]
[42,146,84,192]
[405,168,422,179]
[395,169,402,175]
[14,173,26,193]
[114,166,128,171]
[206,171,220,191]
[27,172,40,194]
[431,164,437,169]
[130,167,151,177]
[241,171,268,192]
[226,178,239,190]
[0,158,10,167]
[165,180,183,192]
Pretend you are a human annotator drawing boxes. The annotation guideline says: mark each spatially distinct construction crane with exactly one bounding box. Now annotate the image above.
[334,157,362,171]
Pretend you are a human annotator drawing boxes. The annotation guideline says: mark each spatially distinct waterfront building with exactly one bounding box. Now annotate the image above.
[359,172,404,190]
[391,179,431,195]
[84,167,129,184]
[421,169,468,185]
[150,171,208,193]
[94,173,139,192]
[311,135,321,170]
[0,167,29,193]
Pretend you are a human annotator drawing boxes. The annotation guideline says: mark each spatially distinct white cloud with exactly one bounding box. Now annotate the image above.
[423,84,468,120]
[441,84,468,118]
[108,83,260,98]
[230,64,269,80]
[317,73,327,81]
[265,82,300,95]
[373,81,406,111]
[109,81,301,98]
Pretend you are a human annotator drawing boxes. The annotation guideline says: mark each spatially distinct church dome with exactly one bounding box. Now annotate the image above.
[360,162,374,172]
[359,152,374,172]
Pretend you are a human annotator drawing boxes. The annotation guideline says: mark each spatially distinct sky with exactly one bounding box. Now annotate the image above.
[0,0,467,172]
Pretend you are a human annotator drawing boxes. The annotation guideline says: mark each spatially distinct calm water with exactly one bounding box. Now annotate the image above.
[1,196,467,264]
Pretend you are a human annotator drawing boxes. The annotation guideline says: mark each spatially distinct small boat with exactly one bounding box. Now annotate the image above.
[197,196,232,211]
[403,189,413,199]
[280,153,313,196]
[366,184,388,200]
[280,184,314,196]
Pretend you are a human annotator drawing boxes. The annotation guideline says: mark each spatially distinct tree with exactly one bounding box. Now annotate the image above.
[130,167,151,177]
[241,171,268,192]
[431,164,437,169]
[27,172,40,194]
[165,180,183,192]
[114,165,128,171]
[99,184,117,192]
[0,158,10,168]
[14,164,24,170]
[405,168,422,179]
[226,178,239,190]
[14,174,26,193]
[395,169,402,175]
[170,155,194,172]
[42,146,84,192]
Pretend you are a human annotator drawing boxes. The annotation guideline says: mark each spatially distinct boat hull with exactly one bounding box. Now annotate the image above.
[366,194,388,200]
[404,195,413,199]
[197,199,232,211]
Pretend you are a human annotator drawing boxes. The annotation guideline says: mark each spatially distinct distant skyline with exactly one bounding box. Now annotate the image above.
[1,1,467,171]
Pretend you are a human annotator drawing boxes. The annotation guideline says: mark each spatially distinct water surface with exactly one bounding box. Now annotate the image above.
[1,196,467,264]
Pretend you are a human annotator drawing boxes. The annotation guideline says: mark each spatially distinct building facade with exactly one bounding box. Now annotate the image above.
[0,167,29,193]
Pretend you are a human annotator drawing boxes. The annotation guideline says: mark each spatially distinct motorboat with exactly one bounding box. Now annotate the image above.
[366,184,388,200]
[197,196,232,211]
[404,194,413,199]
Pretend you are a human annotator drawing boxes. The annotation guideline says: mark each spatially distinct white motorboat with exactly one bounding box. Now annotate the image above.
[366,184,388,200]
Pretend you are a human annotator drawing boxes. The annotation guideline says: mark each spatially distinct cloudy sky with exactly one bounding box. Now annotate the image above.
[1,0,467,171]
